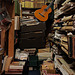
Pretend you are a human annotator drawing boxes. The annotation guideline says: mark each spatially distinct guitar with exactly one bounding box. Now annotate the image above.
[34,0,55,22]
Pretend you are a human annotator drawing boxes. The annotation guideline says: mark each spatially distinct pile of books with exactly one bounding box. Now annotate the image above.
[9,61,25,73]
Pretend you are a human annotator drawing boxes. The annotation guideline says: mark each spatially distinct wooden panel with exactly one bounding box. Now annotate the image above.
[8,19,14,57]
[1,29,6,48]
[1,0,15,57]
[5,1,15,19]
[1,0,15,19]
[72,37,75,59]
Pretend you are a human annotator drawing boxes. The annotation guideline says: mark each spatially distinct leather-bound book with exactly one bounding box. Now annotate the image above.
[72,36,75,59]
[68,36,72,58]
[68,35,75,59]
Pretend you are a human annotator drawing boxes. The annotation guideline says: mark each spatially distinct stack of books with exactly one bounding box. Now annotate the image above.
[6,61,26,75]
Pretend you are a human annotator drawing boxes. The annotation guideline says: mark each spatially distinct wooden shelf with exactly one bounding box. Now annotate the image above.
[22,8,40,10]
[54,2,75,19]
[53,26,75,31]
[48,38,69,55]
[57,6,75,19]
[22,13,34,16]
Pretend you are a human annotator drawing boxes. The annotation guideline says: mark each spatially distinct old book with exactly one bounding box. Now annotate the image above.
[37,52,52,60]
[65,26,73,30]
[9,61,25,70]
[61,26,73,30]
[9,65,23,70]
[62,15,73,22]
[62,22,68,26]
[61,36,68,42]
[5,57,13,71]
[8,69,23,72]
[68,21,74,26]
[15,0,20,15]
[2,56,8,71]
[68,36,72,57]
[62,0,71,6]
[55,56,74,75]
[38,48,50,53]
[25,1,34,8]
[11,61,25,66]
[14,16,20,30]
[5,71,22,75]
[53,27,61,30]
[72,36,75,59]
[61,47,68,55]
[60,2,75,12]
[24,48,36,55]
[61,43,68,50]
[68,35,75,58]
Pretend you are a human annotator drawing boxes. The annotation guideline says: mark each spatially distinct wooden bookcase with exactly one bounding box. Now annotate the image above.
[1,0,15,57]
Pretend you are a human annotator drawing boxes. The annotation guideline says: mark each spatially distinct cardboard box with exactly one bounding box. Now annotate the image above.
[42,69,56,75]
[42,62,56,75]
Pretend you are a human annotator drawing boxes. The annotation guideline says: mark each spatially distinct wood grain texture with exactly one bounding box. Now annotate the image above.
[1,29,6,49]
[1,1,15,57]
[72,37,75,59]
[8,19,14,57]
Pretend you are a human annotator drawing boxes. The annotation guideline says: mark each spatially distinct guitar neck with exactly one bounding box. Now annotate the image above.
[46,0,55,10]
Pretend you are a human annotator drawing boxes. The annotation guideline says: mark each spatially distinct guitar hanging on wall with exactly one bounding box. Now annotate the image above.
[34,0,55,22]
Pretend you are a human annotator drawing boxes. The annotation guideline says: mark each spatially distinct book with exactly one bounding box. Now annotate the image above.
[2,56,8,71]
[8,69,23,72]
[9,65,23,70]
[9,61,25,70]
[5,57,13,71]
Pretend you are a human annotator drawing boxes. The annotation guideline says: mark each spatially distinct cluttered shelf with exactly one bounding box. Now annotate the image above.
[50,1,75,61]
[48,38,69,55]
[0,0,75,75]
[53,26,75,31]
[55,55,75,75]
[57,6,75,19]
[22,8,40,10]
[48,38,61,46]
[54,2,75,19]
[22,13,34,16]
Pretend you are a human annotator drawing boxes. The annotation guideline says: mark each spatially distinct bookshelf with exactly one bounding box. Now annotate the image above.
[48,0,75,74]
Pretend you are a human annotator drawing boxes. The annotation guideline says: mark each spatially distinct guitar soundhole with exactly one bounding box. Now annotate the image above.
[44,9,47,11]
[39,13,45,17]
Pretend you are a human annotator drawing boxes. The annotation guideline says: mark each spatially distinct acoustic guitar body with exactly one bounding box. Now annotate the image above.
[34,5,52,22]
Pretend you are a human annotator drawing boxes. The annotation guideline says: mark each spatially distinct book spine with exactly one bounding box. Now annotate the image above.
[72,36,75,59]
[68,36,72,58]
